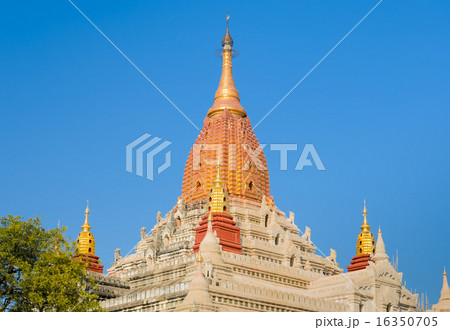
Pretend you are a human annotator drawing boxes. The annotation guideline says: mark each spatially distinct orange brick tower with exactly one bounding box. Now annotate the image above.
[181,16,270,204]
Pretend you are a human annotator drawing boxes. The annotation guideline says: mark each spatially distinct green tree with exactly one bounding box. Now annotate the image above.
[0,215,104,312]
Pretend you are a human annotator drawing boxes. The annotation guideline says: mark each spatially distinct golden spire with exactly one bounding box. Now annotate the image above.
[361,199,370,232]
[81,200,91,232]
[207,13,246,118]
[76,200,96,255]
[213,161,222,185]
[207,163,231,213]
[355,200,375,256]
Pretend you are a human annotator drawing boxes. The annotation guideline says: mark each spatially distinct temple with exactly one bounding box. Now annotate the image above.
[74,16,446,312]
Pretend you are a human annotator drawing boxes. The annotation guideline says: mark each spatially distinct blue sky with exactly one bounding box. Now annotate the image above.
[1,0,449,305]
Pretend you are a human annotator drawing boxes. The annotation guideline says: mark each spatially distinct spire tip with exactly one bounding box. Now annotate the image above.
[222,12,233,48]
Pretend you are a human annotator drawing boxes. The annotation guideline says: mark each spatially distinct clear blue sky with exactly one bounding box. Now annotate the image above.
[1,0,449,305]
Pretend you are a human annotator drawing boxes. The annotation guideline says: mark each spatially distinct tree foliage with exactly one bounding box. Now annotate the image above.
[0,215,104,312]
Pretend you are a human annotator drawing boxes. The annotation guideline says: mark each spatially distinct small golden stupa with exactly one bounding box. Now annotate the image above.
[356,200,375,256]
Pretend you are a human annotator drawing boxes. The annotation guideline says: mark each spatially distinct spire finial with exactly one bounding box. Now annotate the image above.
[222,12,233,48]
[208,13,245,117]
[361,199,370,231]
[441,267,450,295]
[83,200,90,230]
